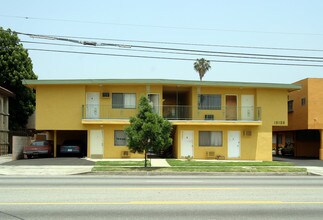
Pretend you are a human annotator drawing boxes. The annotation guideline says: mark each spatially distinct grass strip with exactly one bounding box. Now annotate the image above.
[92,166,306,173]
[166,160,294,167]
[95,161,150,167]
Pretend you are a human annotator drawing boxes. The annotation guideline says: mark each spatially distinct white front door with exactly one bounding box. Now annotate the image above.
[86,92,100,119]
[228,131,240,158]
[90,130,104,158]
[148,94,160,114]
[181,130,194,157]
[241,95,254,120]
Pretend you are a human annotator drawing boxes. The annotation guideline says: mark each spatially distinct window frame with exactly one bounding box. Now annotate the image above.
[288,100,294,112]
[198,94,222,110]
[199,131,223,147]
[112,93,136,109]
[114,130,127,146]
[301,97,306,106]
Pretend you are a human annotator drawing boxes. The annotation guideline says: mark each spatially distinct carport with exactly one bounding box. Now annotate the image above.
[52,130,87,157]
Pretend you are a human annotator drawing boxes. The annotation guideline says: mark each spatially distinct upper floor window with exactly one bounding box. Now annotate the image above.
[199,131,223,146]
[198,94,221,110]
[288,100,294,112]
[301,98,306,106]
[112,93,136,109]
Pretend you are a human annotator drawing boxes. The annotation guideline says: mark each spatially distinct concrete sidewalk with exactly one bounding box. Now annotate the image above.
[0,165,93,176]
[0,155,321,176]
[302,166,323,176]
[150,159,171,167]
[0,155,93,176]
[0,154,13,165]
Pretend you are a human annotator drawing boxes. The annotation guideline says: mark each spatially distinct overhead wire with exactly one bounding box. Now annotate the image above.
[20,40,323,63]
[14,32,323,60]
[13,31,323,52]
[25,48,323,67]
[3,29,323,67]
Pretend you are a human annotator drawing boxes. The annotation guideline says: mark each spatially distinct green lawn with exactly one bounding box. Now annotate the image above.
[92,166,306,173]
[95,160,150,167]
[166,159,294,167]
[92,159,306,173]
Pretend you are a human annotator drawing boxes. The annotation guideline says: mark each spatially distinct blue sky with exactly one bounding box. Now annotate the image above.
[1,0,323,83]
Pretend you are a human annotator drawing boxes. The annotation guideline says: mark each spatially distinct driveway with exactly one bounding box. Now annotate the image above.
[274,156,323,167]
[1,157,95,166]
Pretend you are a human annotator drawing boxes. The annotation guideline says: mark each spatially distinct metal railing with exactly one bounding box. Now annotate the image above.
[82,105,262,121]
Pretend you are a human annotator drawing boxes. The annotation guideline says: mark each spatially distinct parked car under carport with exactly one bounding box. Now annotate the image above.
[59,140,85,157]
[23,140,54,159]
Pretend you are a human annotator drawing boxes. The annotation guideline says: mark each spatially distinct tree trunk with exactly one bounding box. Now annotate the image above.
[144,151,147,167]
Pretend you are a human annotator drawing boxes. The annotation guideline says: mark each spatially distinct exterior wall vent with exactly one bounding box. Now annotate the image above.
[243,130,252,136]
[121,151,130,158]
[102,92,110,98]
[204,114,214,120]
[206,151,215,158]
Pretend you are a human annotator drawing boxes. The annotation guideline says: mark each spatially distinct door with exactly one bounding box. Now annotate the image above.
[148,94,160,114]
[228,131,240,158]
[241,95,254,120]
[90,130,104,158]
[86,92,100,119]
[181,130,194,157]
[226,95,237,120]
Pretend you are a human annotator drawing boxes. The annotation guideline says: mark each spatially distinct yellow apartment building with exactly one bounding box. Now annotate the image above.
[23,79,300,161]
[274,78,323,160]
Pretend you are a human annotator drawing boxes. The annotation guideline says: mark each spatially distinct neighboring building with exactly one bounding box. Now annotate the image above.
[0,86,14,155]
[23,79,299,161]
[274,78,323,160]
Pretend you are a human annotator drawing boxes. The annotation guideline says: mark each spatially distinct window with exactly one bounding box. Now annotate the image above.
[199,131,223,146]
[198,94,221,110]
[112,93,136,109]
[114,130,127,146]
[288,100,293,112]
[301,98,306,106]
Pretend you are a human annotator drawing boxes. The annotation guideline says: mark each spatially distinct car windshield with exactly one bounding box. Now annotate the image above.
[31,141,47,146]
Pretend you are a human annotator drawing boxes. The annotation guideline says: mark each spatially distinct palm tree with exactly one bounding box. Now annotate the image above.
[194,58,211,81]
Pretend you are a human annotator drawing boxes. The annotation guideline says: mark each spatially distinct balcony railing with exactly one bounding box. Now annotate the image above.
[82,105,262,121]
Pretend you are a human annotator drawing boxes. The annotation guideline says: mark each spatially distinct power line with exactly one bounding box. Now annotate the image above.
[20,40,323,63]
[2,14,323,36]
[15,32,323,60]
[25,48,323,67]
[13,31,323,52]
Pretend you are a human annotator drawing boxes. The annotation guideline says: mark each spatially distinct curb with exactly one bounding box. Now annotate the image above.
[86,171,310,176]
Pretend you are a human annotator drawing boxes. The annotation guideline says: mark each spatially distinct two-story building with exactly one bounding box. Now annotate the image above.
[274,78,323,160]
[23,79,300,161]
[0,86,14,155]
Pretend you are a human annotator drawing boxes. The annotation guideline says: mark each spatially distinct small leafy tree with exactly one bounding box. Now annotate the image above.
[125,96,172,167]
[0,27,37,130]
[194,58,211,81]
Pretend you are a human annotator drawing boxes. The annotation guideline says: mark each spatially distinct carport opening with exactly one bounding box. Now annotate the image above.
[56,131,87,157]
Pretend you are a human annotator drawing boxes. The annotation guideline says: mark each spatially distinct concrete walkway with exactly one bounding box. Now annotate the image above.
[0,155,93,176]
[302,166,323,176]
[150,158,171,167]
[0,165,93,176]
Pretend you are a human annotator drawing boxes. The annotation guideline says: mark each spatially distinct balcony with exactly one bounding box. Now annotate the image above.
[82,105,262,122]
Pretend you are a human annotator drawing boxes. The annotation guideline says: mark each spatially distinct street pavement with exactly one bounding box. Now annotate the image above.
[1,175,323,219]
